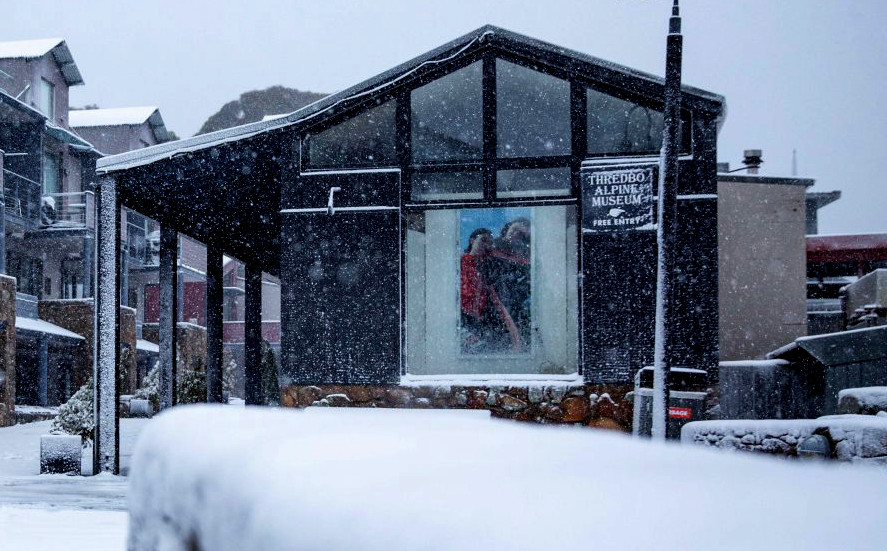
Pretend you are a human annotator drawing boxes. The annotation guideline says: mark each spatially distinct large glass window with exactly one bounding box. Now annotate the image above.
[496,167,571,199]
[411,61,483,163]
[303,101,396,169]
[406,205,578,375]
[410,170,483,202]
[587,87,690,155]
[496,60,570,158]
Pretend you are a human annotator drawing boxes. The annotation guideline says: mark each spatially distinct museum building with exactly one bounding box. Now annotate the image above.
[94,26,725,432]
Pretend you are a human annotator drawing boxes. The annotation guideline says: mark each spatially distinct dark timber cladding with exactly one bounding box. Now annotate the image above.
[95,26,725,405]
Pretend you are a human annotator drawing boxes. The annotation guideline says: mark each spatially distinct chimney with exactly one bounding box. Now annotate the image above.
[742,149,763,174]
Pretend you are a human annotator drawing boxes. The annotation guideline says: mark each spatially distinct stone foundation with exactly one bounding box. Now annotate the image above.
[0,276,16,427]
[280,383,634,430]
[38,300,137,393]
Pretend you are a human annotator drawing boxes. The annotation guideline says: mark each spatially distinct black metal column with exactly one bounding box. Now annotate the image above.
[37,335,48,407]
[0,150,6,274]
[244,263,262,405]
[652,0,683,440]
[158,227,178,410]
[93,175,120,474]
[205,245,224,403]
[82,235,94,297]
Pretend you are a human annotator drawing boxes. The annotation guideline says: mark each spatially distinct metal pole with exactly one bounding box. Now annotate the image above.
[652,0,683,440]
[93,175,120,474]
[244,263,263,405]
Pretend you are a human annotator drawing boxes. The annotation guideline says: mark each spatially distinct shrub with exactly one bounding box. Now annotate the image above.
[51,379,94,445]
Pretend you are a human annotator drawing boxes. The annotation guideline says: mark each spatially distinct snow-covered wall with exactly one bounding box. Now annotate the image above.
[682,416,887,466]
[128,406,887,551]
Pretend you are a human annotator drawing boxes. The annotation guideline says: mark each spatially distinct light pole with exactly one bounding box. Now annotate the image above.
[652,0,683,440]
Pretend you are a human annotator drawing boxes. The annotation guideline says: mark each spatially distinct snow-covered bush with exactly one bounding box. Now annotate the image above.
[50,379,93,445]
[222,350,237,399]
[134,361,160,411]
[177,369,206,404]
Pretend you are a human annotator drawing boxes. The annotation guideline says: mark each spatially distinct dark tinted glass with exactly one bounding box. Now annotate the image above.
[411,61,483,162]
[304,101,396,168]
[497,167,571,198]
[410,171,483,201]
[587,88,690,155]
[496,60,570,158]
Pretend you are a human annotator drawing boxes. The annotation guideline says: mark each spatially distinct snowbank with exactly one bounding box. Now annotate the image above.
[838,386,887,415]
[682,416,887,464]
[128,406,887,551]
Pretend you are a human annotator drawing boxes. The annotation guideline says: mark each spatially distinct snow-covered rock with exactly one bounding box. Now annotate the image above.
[838,386,887,415]
[39,434,81,474]
[128,406,887,551]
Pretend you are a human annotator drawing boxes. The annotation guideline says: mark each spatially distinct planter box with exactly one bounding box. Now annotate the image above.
[40,434,82,474]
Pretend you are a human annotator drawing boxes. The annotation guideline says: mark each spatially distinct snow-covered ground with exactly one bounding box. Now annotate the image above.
[0,418,148,550]
[129,406,887,551]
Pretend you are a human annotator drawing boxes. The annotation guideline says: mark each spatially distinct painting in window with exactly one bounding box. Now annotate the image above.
[459,208,532,355]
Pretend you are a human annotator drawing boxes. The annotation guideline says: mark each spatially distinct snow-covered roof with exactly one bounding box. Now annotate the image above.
[70,106,169,143]
[136,339,160,353]
[15,316,85,340]
[0,38,84,86]
[261,114,288,122]
[97,25,725,174]
[70,107,158,127]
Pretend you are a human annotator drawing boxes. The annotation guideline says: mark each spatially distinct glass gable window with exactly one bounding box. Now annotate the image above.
[304,101,396,169]
[587,87,690,155]
[496,60,570,158]
[411,61,483,163]
[406,205,578,375]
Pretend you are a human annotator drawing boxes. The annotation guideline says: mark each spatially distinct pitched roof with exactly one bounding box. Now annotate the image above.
[70,106,159,127]
[70,106,169,142]
[97,25,725,174]
[0,38,84,86]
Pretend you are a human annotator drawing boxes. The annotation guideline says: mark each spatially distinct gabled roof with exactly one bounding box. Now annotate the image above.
[0,38,84,87]
[97,25,725,174]
[70,106,169,142]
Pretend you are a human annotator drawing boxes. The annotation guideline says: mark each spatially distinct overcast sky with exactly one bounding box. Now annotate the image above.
[6,0,886,234]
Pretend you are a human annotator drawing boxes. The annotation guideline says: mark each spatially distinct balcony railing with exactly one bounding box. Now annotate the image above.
[40,191,95,230]
[2,169,42,226]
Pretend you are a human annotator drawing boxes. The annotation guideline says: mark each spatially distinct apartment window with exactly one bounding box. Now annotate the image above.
[37,78,54,119]
[61,259,82,299]
[42,153,60,195]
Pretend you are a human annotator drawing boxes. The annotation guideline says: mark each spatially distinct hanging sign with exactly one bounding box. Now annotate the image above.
[581,164,657,232]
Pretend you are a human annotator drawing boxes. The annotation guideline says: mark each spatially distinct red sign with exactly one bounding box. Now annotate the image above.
[668,407,692,420]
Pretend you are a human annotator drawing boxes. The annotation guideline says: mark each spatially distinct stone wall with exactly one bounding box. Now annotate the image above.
[682,417,887,466]
[38,300,137,393]
[280,384,634,430]
[142,322,207,374]
[0,276,16,427]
